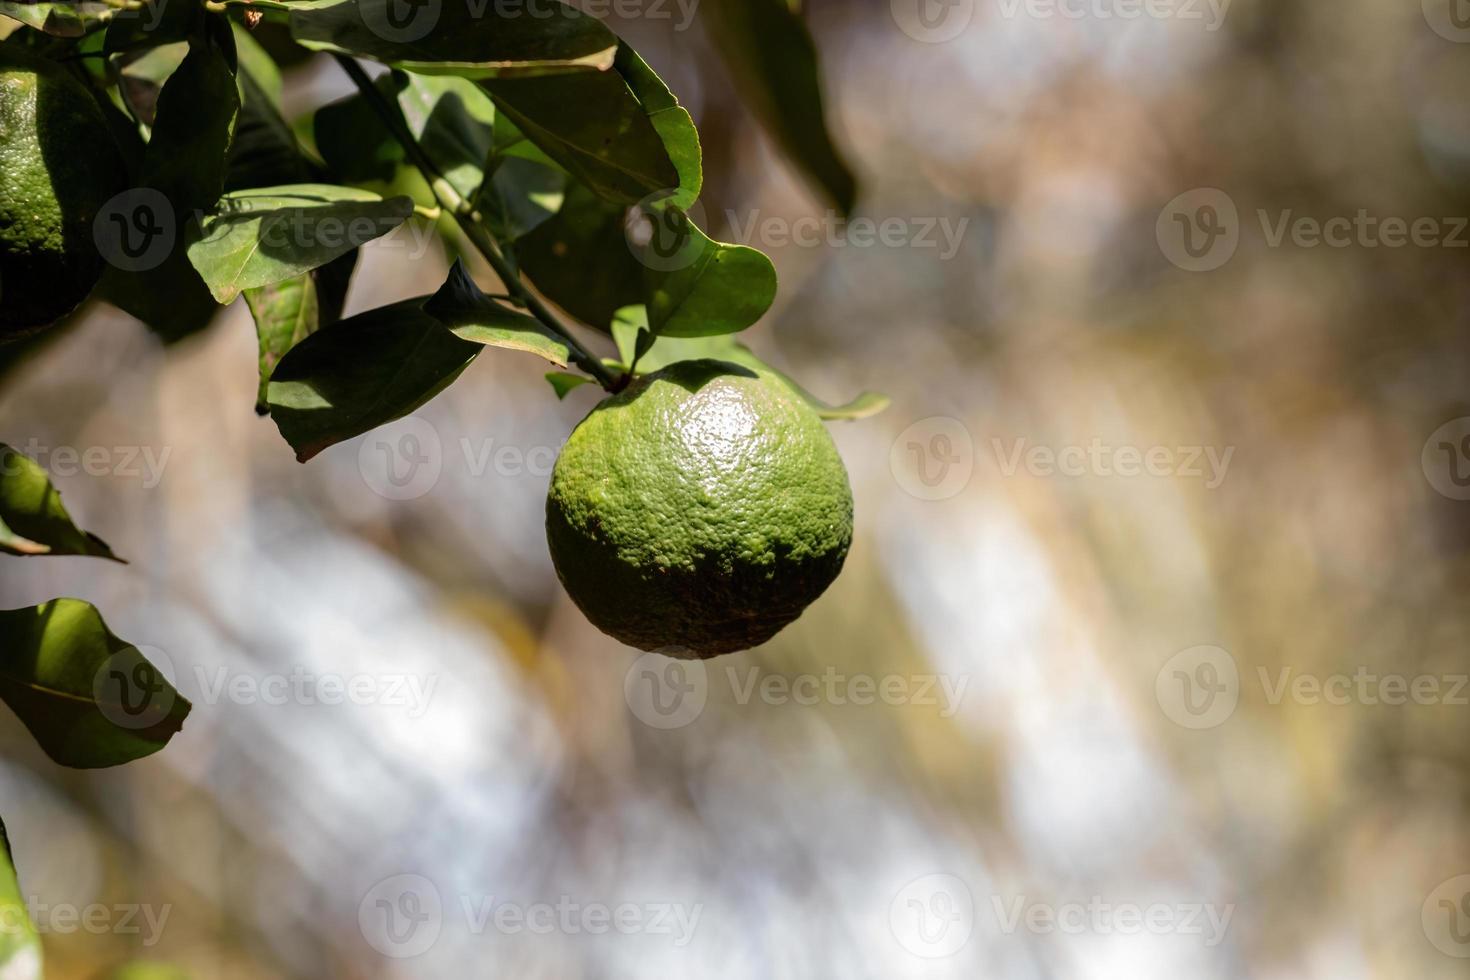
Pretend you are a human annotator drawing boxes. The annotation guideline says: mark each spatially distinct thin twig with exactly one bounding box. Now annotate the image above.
[332,55,621,390]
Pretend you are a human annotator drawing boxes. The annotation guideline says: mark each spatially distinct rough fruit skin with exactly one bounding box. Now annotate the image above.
[0,46,125,338]
[546,360,854,658]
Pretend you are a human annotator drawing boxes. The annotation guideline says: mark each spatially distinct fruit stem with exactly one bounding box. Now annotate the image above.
[331,55,623,393]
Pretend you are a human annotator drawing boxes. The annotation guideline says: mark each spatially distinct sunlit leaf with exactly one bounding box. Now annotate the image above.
[0,445,121,561]
[186,184,412,303]
[0,816,40,980]
[0,599,191,769]
[289,0,617,77]
[267,298,481,462]
[424,260,569,366]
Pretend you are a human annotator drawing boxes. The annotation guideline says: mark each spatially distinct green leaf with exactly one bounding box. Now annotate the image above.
[0,1,88,36]
[393,71,496,201]
[483,61,680,205]
[243,249,356,414]
[0,816,40,980]
[610,304,652,368]
[226,25,315,191]
[143,21,239,213]
[186,184,413,303]
[312,78,405,186]
[289,0,617,77]
[103,21,239,341]
[642,211,777,337]
[613,46,700,209]
[515,182,641,331]
[423,260,569,366]
[104,0,202,56]
[0,445,122,561]
[636,336,887,419]
[544,371,591,399]
[267,298,481,462]
[700,0,857,214]
[0,599,191,769]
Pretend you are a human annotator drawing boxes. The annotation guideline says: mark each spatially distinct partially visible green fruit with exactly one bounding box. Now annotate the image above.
[546,359,854,658]
[0,45,125,339]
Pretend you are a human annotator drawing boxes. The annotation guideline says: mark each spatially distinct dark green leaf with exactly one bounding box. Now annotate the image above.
[312,78,405,186]
[610,304,652,368]
[267,298,481,462]
[186,184,413,303]
[226,26,314,191]
[0,1,87,36]
[0,815,39,979]
[103,22,239,341]
[0,444,122,561]
[289,0,617,77]
[613,46,700,209]
[104,0,201,56]
[143,22,239,213]
[243,248,357,413]
[515,182,642,330]
[484,61,679,205]
[0,599,191,769]
[700,0,857,214]
[424,260,569,366]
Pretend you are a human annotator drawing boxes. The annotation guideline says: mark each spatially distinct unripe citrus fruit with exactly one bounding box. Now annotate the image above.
[546,360,853,658]
[0,45,125,338]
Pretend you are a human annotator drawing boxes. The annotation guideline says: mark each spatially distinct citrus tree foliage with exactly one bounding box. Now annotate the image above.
[0,1,885,966]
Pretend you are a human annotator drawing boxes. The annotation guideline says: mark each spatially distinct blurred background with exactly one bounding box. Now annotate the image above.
[3,0,1470,976]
